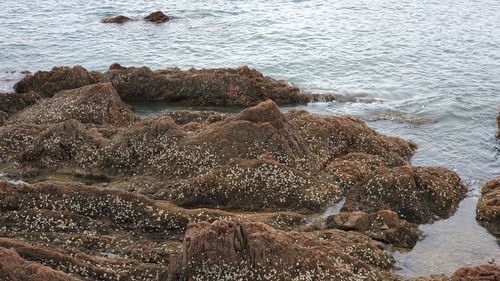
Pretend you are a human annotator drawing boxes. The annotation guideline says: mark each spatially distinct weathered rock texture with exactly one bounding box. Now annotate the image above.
[144,11,170,23]
[325,210,420,248]
[0,91,41,115]
[8,83,138,127]
[168,219,399,281]
[477,177,500,240]
[0,247,81,281]
[409,264,500,281]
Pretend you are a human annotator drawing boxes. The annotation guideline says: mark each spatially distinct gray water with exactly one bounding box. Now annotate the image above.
[1,0,499,278]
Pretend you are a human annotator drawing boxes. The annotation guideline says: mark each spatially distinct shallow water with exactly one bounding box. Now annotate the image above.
[1,0,500,277]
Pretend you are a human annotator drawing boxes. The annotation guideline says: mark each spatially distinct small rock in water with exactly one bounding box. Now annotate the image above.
[101,15,133,24]
[144,11,170,23]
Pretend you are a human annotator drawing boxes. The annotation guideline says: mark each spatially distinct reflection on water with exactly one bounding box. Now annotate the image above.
[394,197,500,277]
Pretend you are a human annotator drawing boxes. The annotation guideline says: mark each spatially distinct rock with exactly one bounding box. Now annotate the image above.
[101,15,132,24]
[477,177,500,239]
[325,209,420,248]
[169,158,342,212]
[342,166,467,224]
[0,91,42,115]
[0,247,80,281]
[0,180,192,280]
[167,219,399,281]
[101,65,309,106]
[14,66,99,97]
[161,110,229,125]
[8,83,139,127]
[144,11,170,23]
[450,264,499,280]
[0,110,8,126]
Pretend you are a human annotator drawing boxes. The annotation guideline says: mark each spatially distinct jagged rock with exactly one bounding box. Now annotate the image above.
[0,91,42,115]
[101,15,132,24]
[342,166,466,224]
[14,66,100,97]
[477,177,500,239]
[144,11,170,23]
[325,210,420,248]
[8,83,138,127]
[168,219,399,281]
[0,247,81,281]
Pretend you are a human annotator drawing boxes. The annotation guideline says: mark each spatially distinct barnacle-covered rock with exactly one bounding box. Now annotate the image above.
[14,66,100,97]
[0,110,8,126]
[8,83,138,127]
[476,177,500,240]
[409,264,500,281]
[342,166,467,224]
[168,219,400,281]
[0,180,192,280]
[169,158,342,212]
[0,247,81,281]
[325,210,420,248]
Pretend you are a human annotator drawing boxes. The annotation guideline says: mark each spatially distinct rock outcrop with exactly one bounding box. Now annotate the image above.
[101,15,132,24]
[14,66,100,97]
[0,91,42,115]
[342,166,466,224]
[144,11,170,23]
[409,264,500,281]
[0,247,81,281]
[8,83,138,127]
[168,219,399,281]
[477,177,500,240]
[325,210,420,248]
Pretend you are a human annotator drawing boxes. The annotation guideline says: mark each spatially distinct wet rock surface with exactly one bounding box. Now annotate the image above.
[144,11,170,23]
[101,15,132,23]
[476,177,500,240]
[168,219,399,281]
[409,264,500,280]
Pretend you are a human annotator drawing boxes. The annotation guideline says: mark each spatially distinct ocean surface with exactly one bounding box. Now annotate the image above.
[1,0,499,277]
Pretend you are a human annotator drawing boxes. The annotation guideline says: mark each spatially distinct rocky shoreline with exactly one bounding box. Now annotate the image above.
[0,65,498,280]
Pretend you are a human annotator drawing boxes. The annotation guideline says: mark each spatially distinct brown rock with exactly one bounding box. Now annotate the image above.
[8,83,139,127]
[144,11,170,23]
[101,65,309,106]
[168,219,399,281]
[342,166,467,224]
[0,91,42,115]
[0,247,80,281]
[14,65,99,97]
[0,110,8,126]
[101,15,132,24]
[451,264,499,280]
[477,177,500,239]
[325,209,420,248]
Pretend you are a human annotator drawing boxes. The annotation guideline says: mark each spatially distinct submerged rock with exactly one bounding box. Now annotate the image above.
[342,166,466,224]
[144,11,170,23]
[325,209,420,248]
[8,83,138,127]
[0,247,80,281]
[14,66,100,97]
[168,219,399,281]
[477,177,500,240]
[101,15,132,24]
